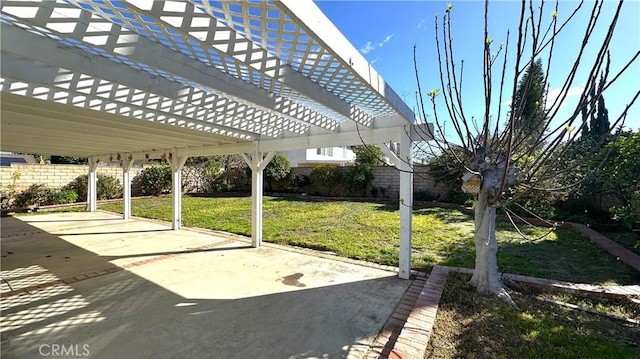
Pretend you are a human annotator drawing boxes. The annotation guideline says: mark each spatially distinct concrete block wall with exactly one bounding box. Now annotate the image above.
[0,163,147,193]
[285,167,349,196]
[1,163,450,200]
[283,165,449,199]
[370,165,449,200]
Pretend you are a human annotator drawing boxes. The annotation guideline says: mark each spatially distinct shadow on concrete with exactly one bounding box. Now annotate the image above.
[19,218,124,223]
[99,245,253,261]
[48,229,173,236]
[1,215,406,359]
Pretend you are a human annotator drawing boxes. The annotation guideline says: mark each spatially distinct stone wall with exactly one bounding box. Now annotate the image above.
[0,163,147,193]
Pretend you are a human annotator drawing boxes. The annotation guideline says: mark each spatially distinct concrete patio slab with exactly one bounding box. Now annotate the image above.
[1,212,411,359]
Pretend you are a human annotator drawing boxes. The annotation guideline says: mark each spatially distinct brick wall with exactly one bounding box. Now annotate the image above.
[0,163,147,193]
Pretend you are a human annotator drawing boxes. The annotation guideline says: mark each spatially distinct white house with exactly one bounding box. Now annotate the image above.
[0,152,37,166]
[283,146,356,167]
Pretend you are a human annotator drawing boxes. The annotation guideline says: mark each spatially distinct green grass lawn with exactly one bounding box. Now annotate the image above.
[99,196,640,285]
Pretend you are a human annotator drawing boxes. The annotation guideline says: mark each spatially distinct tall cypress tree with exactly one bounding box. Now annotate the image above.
[581,77,610,138]
[581,104,589,137]
[589,83,598,135]
[512,59,547,147]
[594,93,610,136]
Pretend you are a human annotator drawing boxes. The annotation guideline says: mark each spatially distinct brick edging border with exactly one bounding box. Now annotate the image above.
[568,223,640,272]
[365,266,449,359]
[365,272,428,359]
[389,265,450,359]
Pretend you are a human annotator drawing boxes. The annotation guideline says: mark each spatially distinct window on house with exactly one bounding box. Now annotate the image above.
[316,147,334,156]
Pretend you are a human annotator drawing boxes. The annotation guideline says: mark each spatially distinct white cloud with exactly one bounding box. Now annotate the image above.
[360,41,376,54]
[359,33,395,54]
[379,34,394,47]
[501,86,583,111]
[545,86,583,110]
[416,19,426,29]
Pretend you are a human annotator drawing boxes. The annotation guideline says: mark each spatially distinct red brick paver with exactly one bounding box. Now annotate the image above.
[364,271,428,359]
[367,266,450,359]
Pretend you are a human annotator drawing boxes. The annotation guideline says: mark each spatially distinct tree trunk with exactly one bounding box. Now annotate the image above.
[469,188,517,307]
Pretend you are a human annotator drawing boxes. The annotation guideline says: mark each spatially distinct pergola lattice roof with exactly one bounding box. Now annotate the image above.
[1,0,420,159]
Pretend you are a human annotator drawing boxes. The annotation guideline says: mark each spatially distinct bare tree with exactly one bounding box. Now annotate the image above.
[413,0,639,305]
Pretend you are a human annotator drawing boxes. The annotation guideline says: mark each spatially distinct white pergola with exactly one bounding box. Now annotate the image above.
[0,0,432,279]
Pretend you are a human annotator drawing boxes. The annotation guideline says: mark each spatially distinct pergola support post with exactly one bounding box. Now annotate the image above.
[378,133,414,279]
[242,147,275,248]
[170,153,188,230]
[398,128,414,279]
[121,157,134,220]
[87,157,98,212]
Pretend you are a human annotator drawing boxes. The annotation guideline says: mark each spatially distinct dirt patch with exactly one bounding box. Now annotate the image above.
[425,272,640,359]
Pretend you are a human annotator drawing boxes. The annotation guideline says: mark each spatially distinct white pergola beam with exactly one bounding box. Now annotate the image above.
[129,36,324,131]
[1,32,268,138]
[277,66,351,119]
[258,127,401,153]
[2,115,215,150]
[175,127,398,158]
[0,76,259,141]
[174,124,432,158]
[0,93,251,157]
[176,143,254,158]
[1,119,207,157]
[378,143,401,168]
[130,36,274,110]
[0,24,181,98]
[0,93,252,144]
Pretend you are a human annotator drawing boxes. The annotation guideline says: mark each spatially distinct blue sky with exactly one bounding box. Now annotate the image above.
[315,0,640,135]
